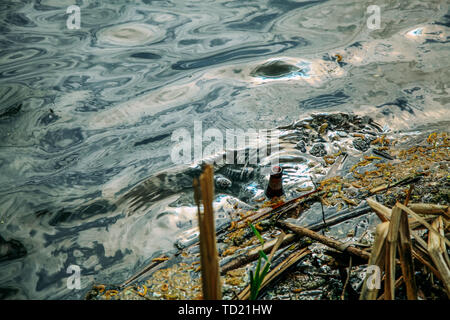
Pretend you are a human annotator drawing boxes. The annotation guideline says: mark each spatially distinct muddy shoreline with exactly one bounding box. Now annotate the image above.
[82,113,449,300]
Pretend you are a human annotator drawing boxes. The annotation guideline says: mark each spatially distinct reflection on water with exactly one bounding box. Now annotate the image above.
[0,0,449,299]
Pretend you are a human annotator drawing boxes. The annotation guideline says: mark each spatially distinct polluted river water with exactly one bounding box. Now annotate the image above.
[0,1,449,299]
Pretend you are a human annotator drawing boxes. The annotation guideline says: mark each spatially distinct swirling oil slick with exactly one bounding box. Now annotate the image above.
[0,0,449,299]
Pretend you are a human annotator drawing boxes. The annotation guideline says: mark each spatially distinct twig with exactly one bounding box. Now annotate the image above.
[310,176,327,233]
[271,190,324,223]
[221,234,296,274]
[341,256,353,300]
[236,189,323,228]
[278,221,371,260]
[368,174,423,195]
[404,184,414,206]
[305,204,372,232]
[120,255,169,288]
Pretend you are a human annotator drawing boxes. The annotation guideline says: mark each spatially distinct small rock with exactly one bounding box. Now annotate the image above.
[296,141,306,153]
[353,138,370,152]
[215,175,232,189]
[310,143,327,157]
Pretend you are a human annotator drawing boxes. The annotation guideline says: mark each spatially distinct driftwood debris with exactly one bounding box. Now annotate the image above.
[397,203,450,247]
[384,204,402,300]
[221,233,296,274]
[359,222,389,300]
[397,208,417,299]
[278,221,371,260]
[360,199,449,300]
[235,189,324,229]
[427,217,450,298]
[121,255,169,288]
[305,204,372,231]
[366,198,391,222]
[368,174,423,195]
[408,203,449,216]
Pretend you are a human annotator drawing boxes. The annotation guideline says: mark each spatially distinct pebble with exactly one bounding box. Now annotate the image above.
[352,138,370,152]
[296,141,306,153]
[309,143,327,157]
[215,175,232,189]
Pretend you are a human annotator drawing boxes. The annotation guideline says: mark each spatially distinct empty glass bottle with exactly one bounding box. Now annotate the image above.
[265,165,284,198]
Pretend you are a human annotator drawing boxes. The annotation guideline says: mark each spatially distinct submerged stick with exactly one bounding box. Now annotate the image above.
[221,234,296,274]
[120,255,169,288]
[238,189,324,228]
[305,204,372,231]
[278,221,371,260]
[341,256,353,300]
[369,174,423,195]
[196,165,222,300]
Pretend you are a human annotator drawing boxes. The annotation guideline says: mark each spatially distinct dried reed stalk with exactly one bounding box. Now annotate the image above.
[397,203,450,247]
[407,203,449,217]
[365,198,445,295]
[427,217,450,298]
[397,209,417,299]
[279,221,371,260]
[384,204,402,300]
[366,198,391,222]
[377,276,403,300]
[360,222,389,300]
[194,165,222,300]
[366,198,429,230]
[411,244,442,280]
